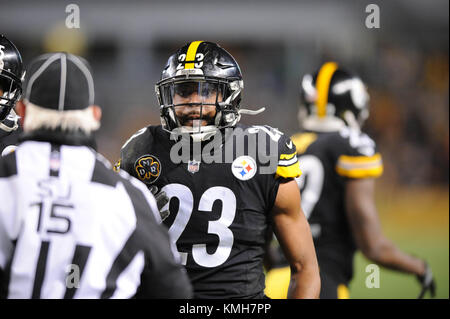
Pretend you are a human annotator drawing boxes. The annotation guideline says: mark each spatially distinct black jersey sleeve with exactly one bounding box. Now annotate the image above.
[114,126,153,180]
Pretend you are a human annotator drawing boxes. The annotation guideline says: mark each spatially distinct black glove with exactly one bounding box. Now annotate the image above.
[149,185,170,222]
[417,261,436,299]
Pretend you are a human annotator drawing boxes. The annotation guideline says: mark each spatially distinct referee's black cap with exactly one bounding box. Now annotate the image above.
[24,52,94,111]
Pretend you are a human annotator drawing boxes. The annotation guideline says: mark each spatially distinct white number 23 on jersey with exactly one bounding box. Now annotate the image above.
[161,184,236,268]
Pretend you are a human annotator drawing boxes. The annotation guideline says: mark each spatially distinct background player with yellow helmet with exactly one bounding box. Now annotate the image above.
[265,62,435,299]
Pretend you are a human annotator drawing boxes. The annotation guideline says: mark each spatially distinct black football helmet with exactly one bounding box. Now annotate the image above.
[299,62,370,131]
[0,35,24,122]
[155,41,245,141]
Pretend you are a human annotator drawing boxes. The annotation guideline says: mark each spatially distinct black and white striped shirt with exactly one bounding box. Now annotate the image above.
[0,140,192,299]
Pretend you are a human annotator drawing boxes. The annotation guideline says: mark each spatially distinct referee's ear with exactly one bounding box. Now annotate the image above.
[16,100,26,126]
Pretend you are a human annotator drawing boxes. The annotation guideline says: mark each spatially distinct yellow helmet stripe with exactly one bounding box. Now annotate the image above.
[185,40,204,69]
[316,62,338,118]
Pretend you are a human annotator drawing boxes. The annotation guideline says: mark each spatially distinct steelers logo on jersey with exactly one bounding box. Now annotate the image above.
[134,154,161,184]
[231,156,257,181]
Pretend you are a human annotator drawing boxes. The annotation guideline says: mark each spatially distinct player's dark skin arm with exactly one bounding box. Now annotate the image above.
[346,178,426,276]
[271,179,321,299]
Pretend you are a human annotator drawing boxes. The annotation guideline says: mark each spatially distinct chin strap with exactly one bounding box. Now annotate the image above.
[167,106,266,142]
[170,124,218,142]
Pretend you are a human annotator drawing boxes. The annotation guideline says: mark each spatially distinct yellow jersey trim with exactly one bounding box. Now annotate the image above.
[280,151,297,160]
[338,153,382,164]
[276,162,302,179]
[113,159,121,172]
[336,153,383,178]
[337,284,350,299]
[291,132,317,155]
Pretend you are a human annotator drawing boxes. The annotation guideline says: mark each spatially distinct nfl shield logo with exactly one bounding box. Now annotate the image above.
[187,160,200,174]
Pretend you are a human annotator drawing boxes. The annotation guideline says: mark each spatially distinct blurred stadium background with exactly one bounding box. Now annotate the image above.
[1,0,448,298]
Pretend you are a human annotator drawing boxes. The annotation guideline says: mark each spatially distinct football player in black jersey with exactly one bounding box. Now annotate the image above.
[0,35,24,156]
[265,62,435,299]
[116,41,320,299]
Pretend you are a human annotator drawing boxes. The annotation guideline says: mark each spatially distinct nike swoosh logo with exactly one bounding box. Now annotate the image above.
[286,141,293,149]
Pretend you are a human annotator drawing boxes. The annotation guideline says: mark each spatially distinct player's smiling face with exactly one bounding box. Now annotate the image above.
[173,81,220,127]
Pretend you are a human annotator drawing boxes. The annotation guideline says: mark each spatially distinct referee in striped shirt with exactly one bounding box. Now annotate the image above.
[0,52,192,299]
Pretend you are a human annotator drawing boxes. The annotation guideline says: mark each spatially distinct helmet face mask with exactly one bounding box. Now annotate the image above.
[299,62,370,132]
[155,41,243,141]
[0,74,22,121]
[0,35,24,122]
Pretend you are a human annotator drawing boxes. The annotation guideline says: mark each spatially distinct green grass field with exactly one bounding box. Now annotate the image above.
[350,239,448,298]
[349,186,449,299]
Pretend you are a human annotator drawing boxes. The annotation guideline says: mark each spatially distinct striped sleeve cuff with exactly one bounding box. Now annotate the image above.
[276,152,302,178]
[336,153,383,178]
